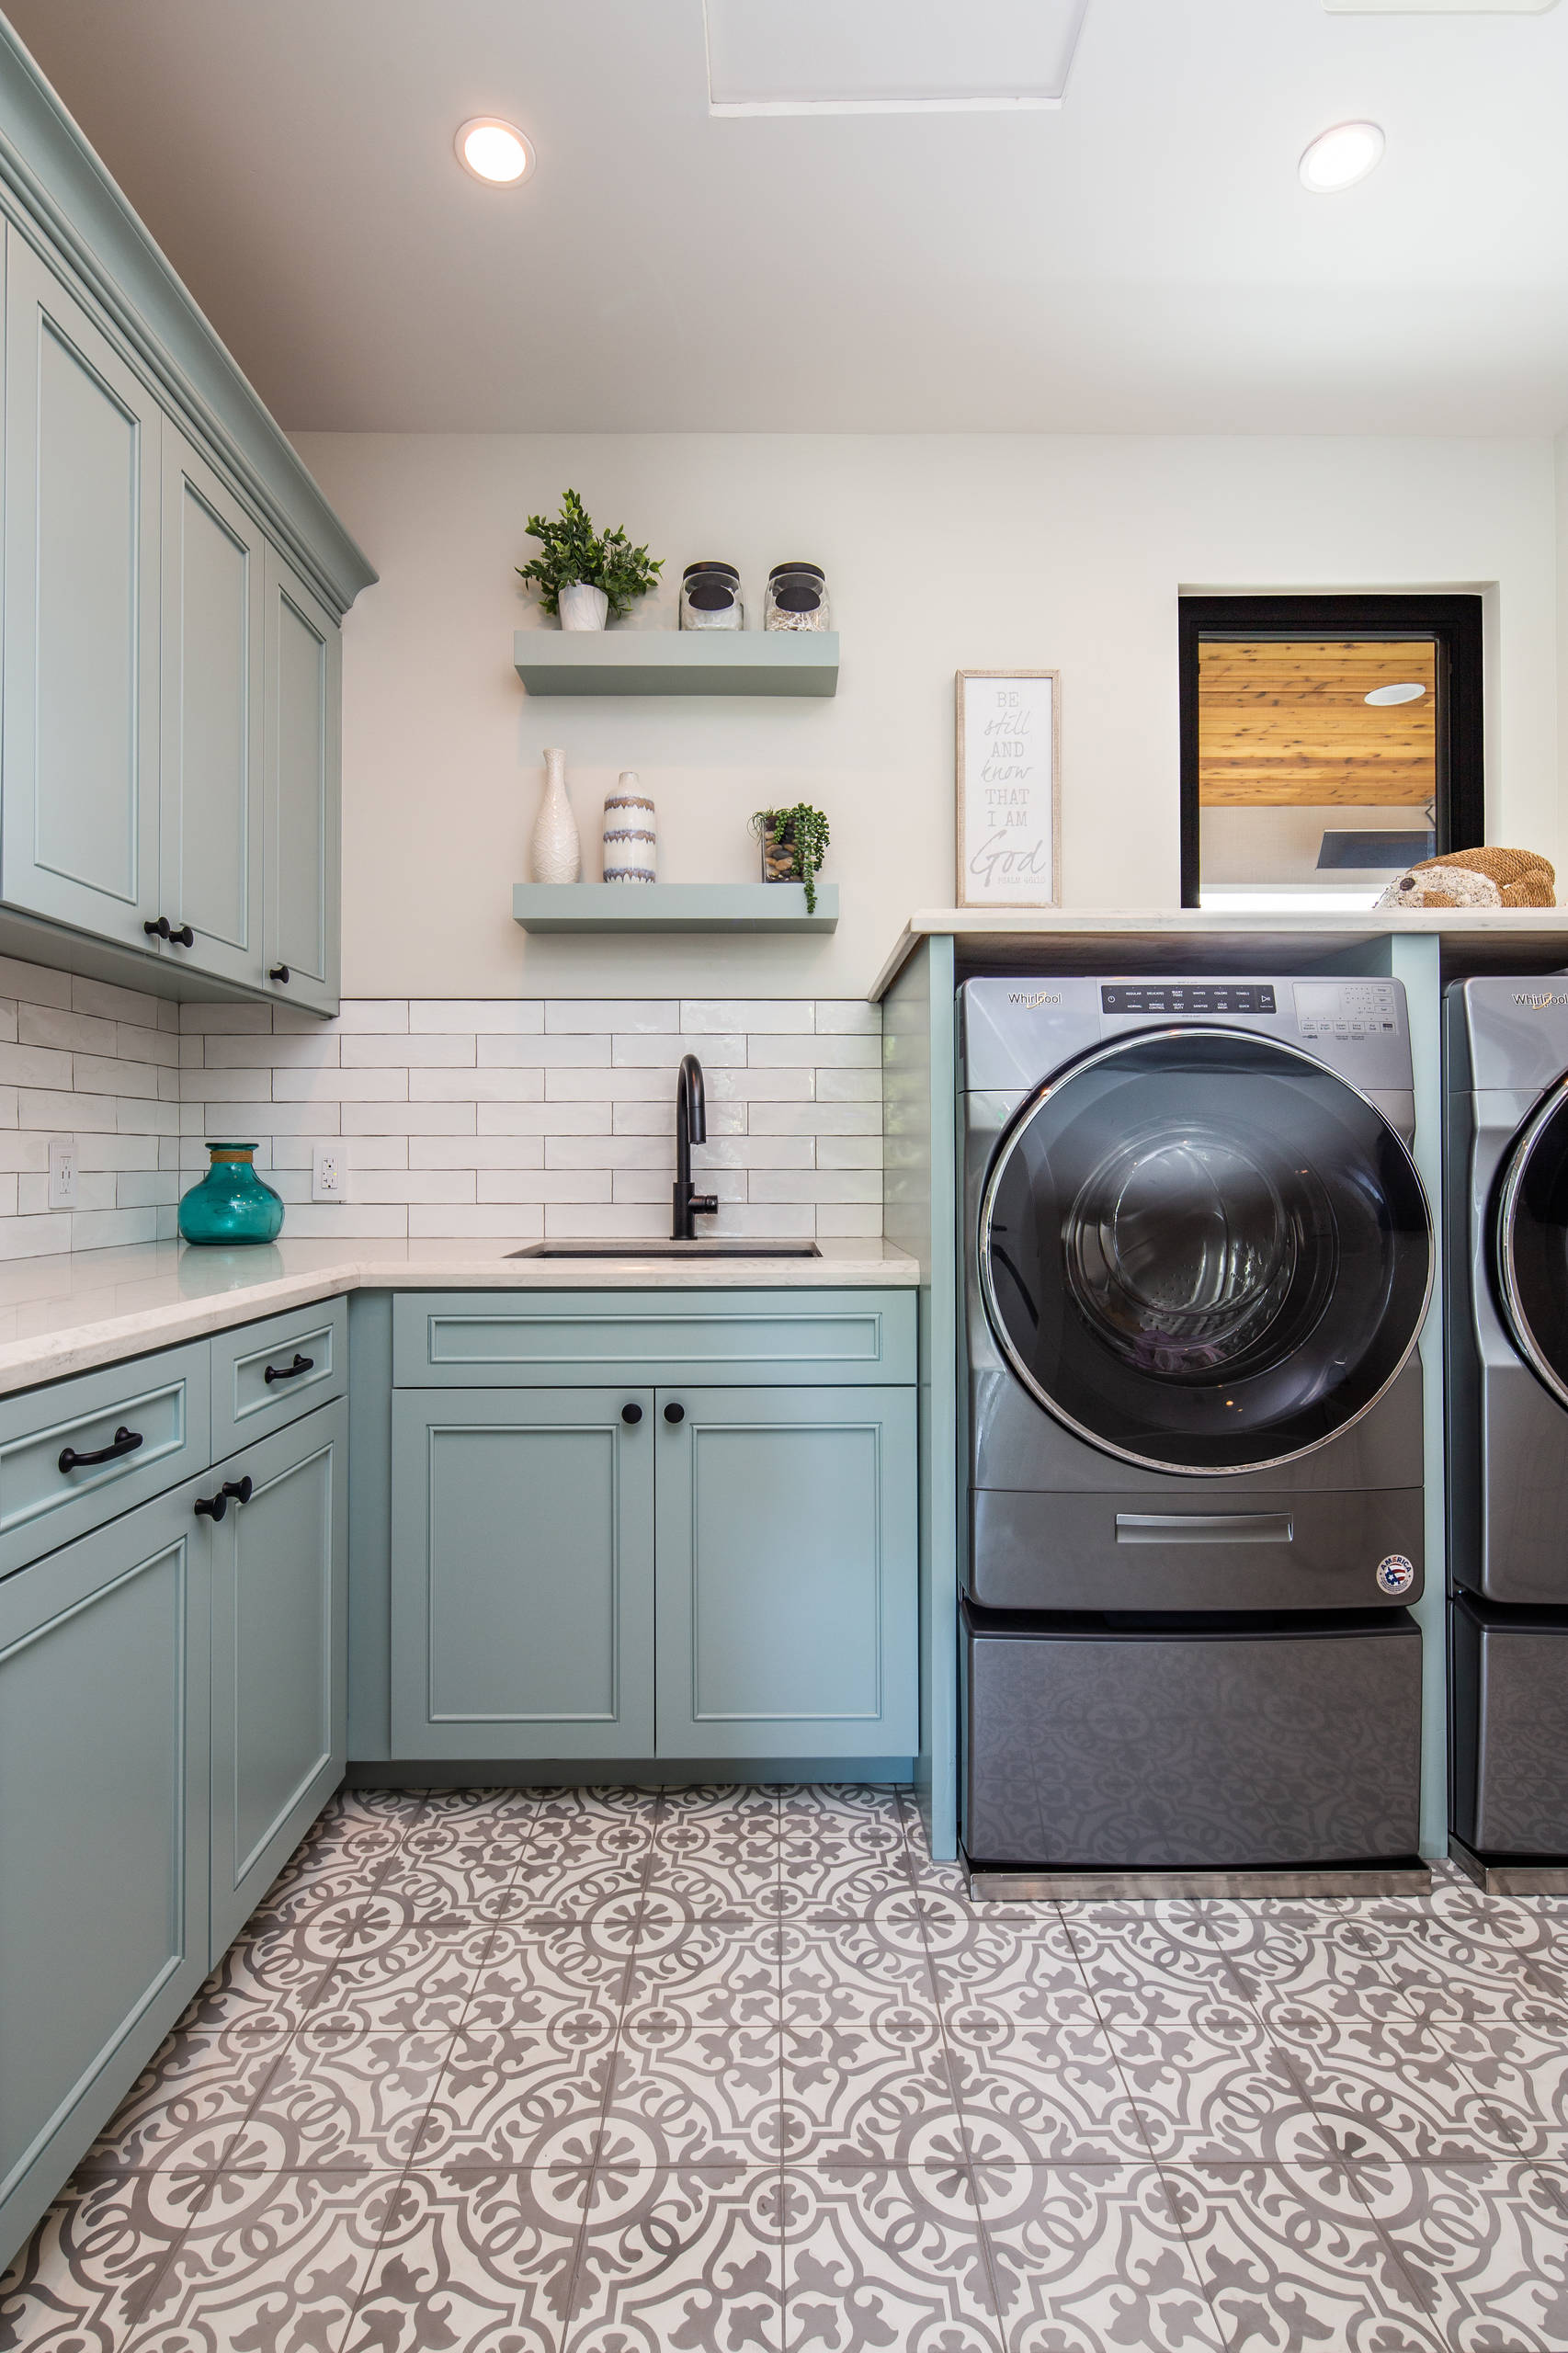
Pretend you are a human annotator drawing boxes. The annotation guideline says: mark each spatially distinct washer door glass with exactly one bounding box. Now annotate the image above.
[1495,1077,1568,1409]
[981,1027,1431,1472]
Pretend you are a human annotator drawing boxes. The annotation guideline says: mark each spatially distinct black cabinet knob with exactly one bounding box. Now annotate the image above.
[664,1402,686,1425]
[222,1476,254,1506]
[168,923,195,948]
[620,1403,642,1425]
[143,916,194,947]
[195,1491,227,1522]
[269,965,290,983]
[143,916,169,940]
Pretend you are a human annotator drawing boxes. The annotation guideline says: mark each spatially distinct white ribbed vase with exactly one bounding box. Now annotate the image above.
[531,747,581,884]
[602,773,656,885]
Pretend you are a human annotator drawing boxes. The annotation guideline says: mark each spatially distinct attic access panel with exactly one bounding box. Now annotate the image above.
[1178,595,1483,911]
[704,0,1092,114]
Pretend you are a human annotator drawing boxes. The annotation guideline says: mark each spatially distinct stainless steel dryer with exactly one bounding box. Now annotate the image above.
[1447,977,1568,1889]
[962,974,1434,1880]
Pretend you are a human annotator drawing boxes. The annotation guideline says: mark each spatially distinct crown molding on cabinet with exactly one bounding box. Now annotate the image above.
[0,21,377,620]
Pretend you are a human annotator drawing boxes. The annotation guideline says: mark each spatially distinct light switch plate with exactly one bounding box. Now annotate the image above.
[47,1136,77,1211]
[312,1142,347,1203]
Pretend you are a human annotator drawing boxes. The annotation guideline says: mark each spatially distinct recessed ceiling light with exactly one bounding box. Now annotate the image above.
[1365,682,1427,705]
[455,117,535,186]
[1299,119,1385,193]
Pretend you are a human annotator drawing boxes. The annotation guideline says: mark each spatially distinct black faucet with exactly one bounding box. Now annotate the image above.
[673,1053,719,1240]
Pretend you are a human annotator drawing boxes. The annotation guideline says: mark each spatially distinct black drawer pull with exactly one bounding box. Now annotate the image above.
[620,1403,642,1424]
[222,1476,254,1506]
[58,1425,143,1474]
[269,964,290,983]
[664,1402,686,1425]
[264,1353,314,1385]
[195,1490,227,1522]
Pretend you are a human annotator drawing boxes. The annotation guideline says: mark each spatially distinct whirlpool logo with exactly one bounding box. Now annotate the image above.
[1008,992,1063,1009]
[1515,993,1568,1009]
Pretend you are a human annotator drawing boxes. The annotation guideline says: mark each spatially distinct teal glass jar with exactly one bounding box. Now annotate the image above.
[178,1142,284,1246]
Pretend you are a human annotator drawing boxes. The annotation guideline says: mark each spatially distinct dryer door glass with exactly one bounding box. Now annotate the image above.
[981,1026,1431,1472]
[1495,1076,1568,1410]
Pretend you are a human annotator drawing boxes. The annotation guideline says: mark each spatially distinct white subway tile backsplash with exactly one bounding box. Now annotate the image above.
[4,994,883,1256]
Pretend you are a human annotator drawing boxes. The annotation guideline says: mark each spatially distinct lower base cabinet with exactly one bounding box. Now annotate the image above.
[210,1403,348,1956]
[0,1479,211,2267]
[389,1384,916,1759]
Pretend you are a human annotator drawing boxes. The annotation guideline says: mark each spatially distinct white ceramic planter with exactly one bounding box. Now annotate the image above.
[531,747,582,884]
[558,583,609,632]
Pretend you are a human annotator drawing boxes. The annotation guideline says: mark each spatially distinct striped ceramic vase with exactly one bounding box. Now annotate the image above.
[602,774,656,884]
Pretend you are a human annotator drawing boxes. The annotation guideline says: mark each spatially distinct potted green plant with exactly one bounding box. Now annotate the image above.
[516,489,663,631]
[752,803,831,915]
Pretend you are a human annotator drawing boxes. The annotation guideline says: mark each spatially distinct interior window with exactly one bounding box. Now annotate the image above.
[1179,597,1483,910]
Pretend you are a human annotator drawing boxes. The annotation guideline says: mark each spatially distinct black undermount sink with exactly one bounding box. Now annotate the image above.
[508,1239,823,1259]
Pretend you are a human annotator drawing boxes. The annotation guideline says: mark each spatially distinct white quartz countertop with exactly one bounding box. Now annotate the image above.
[0,1237,921,1398]
[871,905,1568,996]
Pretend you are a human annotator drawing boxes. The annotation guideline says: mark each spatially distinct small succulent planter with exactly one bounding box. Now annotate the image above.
[753,803,830,915]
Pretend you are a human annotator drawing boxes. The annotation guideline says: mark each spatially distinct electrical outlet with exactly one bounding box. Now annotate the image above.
[311,1142,346,1203]
[48,1136,77,1211]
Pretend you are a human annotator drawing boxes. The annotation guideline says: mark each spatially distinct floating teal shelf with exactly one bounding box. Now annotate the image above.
[513,630,838,698]
[513,883,838,935]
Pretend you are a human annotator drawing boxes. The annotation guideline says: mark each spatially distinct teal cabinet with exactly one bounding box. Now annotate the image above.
[159,420,265,989]
[0,1475,210,2265]
[209,1402,347,1957]
[2,228,162,949]
[390,1389,655,1759]
[655,1387,917,1757]
[263,548,341,1012]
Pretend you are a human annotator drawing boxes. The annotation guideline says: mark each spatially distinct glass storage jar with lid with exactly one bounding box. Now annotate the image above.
[764,563,830,631]
[680,562,744,631]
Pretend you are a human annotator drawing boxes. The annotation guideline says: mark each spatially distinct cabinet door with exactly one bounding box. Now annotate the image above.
[391,1389,653,1758]
[0,1477,210,2268]
[2,230,162,949]
[159,420,264,989]
[209,1403,347,1957]
[262,545,340,1012]
[654,1386,917,1758]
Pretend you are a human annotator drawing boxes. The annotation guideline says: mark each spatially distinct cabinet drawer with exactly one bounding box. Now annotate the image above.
[209,1297,347,1453]
[0,1345,210,1581]
[392,1290,916,1388]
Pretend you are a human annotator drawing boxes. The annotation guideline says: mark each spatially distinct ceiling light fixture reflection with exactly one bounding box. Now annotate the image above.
[1364,682,1426,705]
[455,117,535,185]
[1299,119,1385,192]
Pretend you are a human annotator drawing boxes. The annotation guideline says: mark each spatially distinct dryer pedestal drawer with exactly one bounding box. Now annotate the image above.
[1451,1595,1568,1857]
[963,1605,1422,1870]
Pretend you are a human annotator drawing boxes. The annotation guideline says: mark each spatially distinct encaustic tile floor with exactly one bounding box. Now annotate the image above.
[6,1790,1568,2353]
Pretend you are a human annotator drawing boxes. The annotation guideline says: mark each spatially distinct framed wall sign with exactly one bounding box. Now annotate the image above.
[955,669,1061,909]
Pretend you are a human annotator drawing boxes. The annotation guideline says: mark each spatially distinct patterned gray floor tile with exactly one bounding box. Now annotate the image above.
[970,2160,1221,2352]
[414,2029,616,2171]
[1256,1997,1538,2166]
[926,1915,1087,2006]
[938,1945,1152,2168]
[76,2029,280,2179]
[1348,2157,1568,2349]
[779,2161,1000,2351]
[1162,2161,1442,2350]
[0,2171,210,2350]
[227,2029,450,2171]
[567,2161,785,2351]
[178,1922,341,2034]
[120,2167,400,2353]
[607,1924,780,2168]
[308,1920,497,2038]
[778,1919,963,2167]
[343,2165,588,2353]
[1096,1990,1317,2165]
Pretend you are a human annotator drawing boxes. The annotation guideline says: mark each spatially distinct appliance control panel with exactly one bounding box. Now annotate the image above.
[1099,984,1276,1016]
[1292,981,1402,1040]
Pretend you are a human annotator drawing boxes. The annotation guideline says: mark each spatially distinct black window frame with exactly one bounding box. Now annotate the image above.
[1178,593,1485,909]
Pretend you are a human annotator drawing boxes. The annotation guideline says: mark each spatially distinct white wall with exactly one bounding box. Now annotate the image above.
[294,433,1561,1001]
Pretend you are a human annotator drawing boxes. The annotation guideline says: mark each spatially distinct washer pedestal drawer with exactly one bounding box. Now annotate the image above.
[963,1603,1422,1870]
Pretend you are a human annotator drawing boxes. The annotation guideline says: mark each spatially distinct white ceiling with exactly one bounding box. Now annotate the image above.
[6,0,1568,434]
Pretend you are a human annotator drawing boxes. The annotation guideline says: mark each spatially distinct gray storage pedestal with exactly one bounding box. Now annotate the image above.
[963,1605,1422,1870]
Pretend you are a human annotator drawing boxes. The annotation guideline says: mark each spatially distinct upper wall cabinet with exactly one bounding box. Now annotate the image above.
[1,232,162,951]
[160,421,266,991]
[0,26,373,1014]
[263,551,341,1013]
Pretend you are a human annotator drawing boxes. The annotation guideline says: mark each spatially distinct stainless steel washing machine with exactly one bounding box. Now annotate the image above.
[1447,977,1568,1890]
[961,974,1434,1880]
